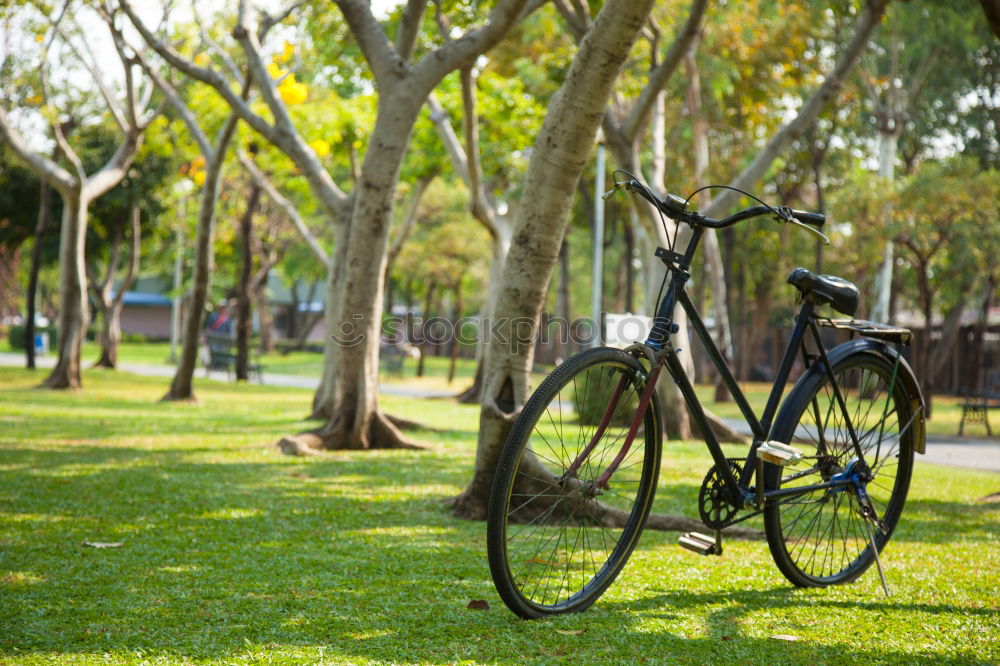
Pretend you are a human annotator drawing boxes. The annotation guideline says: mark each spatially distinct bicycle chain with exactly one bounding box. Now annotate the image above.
[716,506,763,529]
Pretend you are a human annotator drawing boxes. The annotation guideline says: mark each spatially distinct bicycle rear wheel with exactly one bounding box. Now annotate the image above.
[487,347,660,618]
[764,349,917,587]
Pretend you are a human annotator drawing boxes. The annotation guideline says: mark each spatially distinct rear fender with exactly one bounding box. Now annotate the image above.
[795,339,927,454]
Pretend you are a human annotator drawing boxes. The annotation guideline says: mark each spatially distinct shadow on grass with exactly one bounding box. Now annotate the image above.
[1,367,996,663]
[1,442,994,663]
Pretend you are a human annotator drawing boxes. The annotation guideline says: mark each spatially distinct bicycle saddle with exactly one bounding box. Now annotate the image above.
[786,267,860,317]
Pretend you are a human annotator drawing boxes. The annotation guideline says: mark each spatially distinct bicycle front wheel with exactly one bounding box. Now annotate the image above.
[486,347,661,618]
[764,349,917,587]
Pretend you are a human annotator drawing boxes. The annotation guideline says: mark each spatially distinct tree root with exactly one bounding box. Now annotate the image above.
[276,409,425,454]
[384,413,438,432]
[159,392,199,403]
[691,407,750,444]
[452,452,764,539]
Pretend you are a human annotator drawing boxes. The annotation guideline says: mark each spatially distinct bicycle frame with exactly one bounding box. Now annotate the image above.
[584,226,864,510]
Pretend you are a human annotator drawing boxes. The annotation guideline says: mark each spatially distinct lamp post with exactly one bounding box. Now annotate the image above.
[591,131,606,347]
[168,178,193,363]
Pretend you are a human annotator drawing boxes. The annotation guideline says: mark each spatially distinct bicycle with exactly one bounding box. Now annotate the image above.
[486,173,926,619]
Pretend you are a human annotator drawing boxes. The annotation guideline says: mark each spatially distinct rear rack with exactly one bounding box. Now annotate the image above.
[816,318,912,345]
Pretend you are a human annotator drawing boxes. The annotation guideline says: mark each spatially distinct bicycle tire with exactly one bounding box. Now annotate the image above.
[764,348,917,587]
[487,347,661,618]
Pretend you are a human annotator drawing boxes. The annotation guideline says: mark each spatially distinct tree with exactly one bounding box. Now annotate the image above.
[891,158,1000,417]
[0,4,159,388]
[86,123,174,369]
[453,0,657,519]
[124,0,535,449]
[0,141,58,369]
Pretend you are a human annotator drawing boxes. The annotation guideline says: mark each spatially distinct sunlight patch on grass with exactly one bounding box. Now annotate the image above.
[0,366,997,664]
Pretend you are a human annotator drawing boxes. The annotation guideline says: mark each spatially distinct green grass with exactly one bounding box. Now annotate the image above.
[1,367,998,664]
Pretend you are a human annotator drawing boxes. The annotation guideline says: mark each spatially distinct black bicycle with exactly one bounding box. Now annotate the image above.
[486,173,926,619]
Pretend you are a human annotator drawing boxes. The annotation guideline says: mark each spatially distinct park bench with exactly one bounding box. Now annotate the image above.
[204,334,264,383]
[379,344,407,377]
[958,371,1000,436]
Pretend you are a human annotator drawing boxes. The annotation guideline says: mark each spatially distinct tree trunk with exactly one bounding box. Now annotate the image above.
[915,258,935,418]
[448,283,462,383]
[969,276,996,391]
[623,218,634,313]
[417,281,436,378]
[163,120,238,401]
[26,179,52,370]
[555,237,571,363]
[93,208,140,370]
[453,0,656,519]
[301,91,428,448]
[43,191,88,389]
[456,223,512,404]
[236,184,261,381]
[311,255,346,419]
[255,281,275,353]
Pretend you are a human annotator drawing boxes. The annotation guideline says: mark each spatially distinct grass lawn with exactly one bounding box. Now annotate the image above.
[8,339,985,437]
[1,367,998,664]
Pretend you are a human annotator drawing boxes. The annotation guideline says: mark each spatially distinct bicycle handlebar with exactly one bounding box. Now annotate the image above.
[605,178,828,243]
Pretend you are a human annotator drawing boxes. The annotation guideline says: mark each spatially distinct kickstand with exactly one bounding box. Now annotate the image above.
[859,507,891,598]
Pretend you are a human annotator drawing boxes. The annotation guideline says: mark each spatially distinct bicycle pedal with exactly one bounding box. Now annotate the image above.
[757,441,803,466]
[679,531,720,556]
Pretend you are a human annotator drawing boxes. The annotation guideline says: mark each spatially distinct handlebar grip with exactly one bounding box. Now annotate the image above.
[790,209,825,227]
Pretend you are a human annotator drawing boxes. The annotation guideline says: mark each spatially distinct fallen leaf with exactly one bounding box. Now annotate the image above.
[291,473,313,480]
[770,634,800,642]
[525,557,554,565]
[555,629,587,636]
[82,542,123,549]
[466,599,490,610]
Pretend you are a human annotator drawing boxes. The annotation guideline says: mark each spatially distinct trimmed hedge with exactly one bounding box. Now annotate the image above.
[8,324,58,350]
[573,371,637,426]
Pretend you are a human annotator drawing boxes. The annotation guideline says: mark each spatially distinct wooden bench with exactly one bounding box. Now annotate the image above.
[204,335,264,382]
[379,344,407,377]
[959,372,1000,436]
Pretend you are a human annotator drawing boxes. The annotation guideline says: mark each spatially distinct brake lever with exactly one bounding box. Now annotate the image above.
[775,207,831,245]
[602,179,629,200]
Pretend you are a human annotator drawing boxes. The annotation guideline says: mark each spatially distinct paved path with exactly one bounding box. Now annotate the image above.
[0,352,453,398]
[719,418,1000,474]
[3,352,997,472]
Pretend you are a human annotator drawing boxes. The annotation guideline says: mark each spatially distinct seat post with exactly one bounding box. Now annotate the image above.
[760,300,814,436]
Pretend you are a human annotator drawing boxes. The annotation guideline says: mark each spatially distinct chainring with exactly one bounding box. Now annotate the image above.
[698,458,744,529]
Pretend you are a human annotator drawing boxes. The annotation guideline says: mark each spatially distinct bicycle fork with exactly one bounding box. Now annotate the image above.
[562,362,664,491]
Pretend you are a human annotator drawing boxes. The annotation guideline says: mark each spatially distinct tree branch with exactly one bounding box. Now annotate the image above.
[0,108,78,195]
[395,0,427,61]
[119,0,351,220]
[335,0,404,85]
[55,20,129,133]
[552,0,588,40]
[114,205,142,309]
[702,0,890,218]
[118,0,277,145]
[238,150,331,268]
[426,94,470,183]
[460,66,496,228]
[386,173,435,272]
[623,0,709,142]
[193,5,243,81]
[410,0,528,91]
[119,30,214,157]
[83,128,140,200]
[37,41,87,185]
